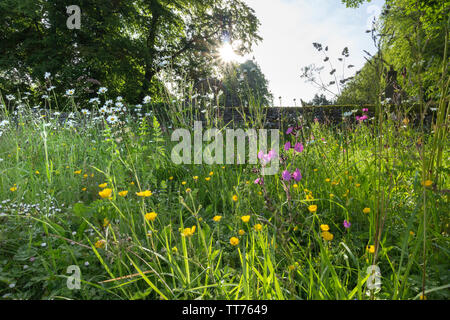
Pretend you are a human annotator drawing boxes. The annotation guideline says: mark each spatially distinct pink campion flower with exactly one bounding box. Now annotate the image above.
[282,170,291,181]
[268,149,276,159]
[356,115,368,122]
[284,141,291,151]
[254,177,264,185]
[343,220,351,228]
[362,108,368,113]
[294,142,304,153]
[257,150,264,160]
[286,127,293,135]
[314,117,319,123]
[292,168,302,181]
[258,149,277,166]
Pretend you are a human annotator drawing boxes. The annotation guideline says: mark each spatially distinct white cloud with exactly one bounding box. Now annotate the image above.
[243,0,385,105]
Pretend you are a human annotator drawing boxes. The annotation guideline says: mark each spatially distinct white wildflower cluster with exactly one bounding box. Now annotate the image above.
[89,97,100,104]
[97,87,108,94]
[143,95,151,104]
[0,119,9,128]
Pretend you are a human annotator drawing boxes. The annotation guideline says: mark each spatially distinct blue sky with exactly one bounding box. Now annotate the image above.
[241,0,386,105]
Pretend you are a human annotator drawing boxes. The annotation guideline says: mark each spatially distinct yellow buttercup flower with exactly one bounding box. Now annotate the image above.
[241,215,251,223]
[35,170,40,175]
[232,195,238,202]
[181,226,196,237]
[330,193,334,198]
[209,171,214,176]
[254,224,263,231]
[169,176,174,180]
[308,205,317,213]
[74,170,82,174]
[83,174,88,179]
[82,187,87,191]
[99,183,108,188]
[99,188,112,199]
[320,224,329,231]
[118,190,128,197]
[103,218,110,227]
[321,231,334,241]
[325,178,331,182]
[94,239,106,249]
[10,186,17,192]
[230,237,240,246]
[238,229,245,236]
[193,176,198,181]
[136,190,152,197]
[145,212,157,222]
[293,184,298,188]
[181,181,187,185]
[363,207,371,214]
[213,215,222,222]
[205,177,211,181]
[355,183,361,188]
[185,188,191,193]
[366,245,375,253]
[422,180,433,187]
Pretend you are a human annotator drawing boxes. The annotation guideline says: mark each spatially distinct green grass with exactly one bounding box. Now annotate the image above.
[0,99,448,300]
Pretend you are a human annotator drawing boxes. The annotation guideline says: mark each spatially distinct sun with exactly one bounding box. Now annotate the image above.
[218,42,242,63]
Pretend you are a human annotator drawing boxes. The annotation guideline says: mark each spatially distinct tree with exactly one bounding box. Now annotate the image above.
[336,56,379,105]
[336,0,449,104]
[309,93,333,105]
[220,59,272,107]
[0,0,262,103]
[380,0,449,101]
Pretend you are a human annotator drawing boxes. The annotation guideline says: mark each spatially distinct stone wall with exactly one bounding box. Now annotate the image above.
[217,105,435,129]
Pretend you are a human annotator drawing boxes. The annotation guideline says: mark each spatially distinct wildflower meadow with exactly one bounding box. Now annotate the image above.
[0,0,448,304]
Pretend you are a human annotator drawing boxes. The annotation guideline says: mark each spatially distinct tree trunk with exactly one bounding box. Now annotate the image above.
[140,7,161,100]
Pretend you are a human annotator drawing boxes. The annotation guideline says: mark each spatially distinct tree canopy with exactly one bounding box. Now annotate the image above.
[220,59,272,107]
[337,0,449,105]
[0,0,262,103]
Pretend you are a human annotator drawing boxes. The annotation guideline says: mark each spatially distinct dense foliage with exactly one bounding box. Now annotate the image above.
[337,0,449,105]
[0,0,262,103]
[220,59,273,107]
